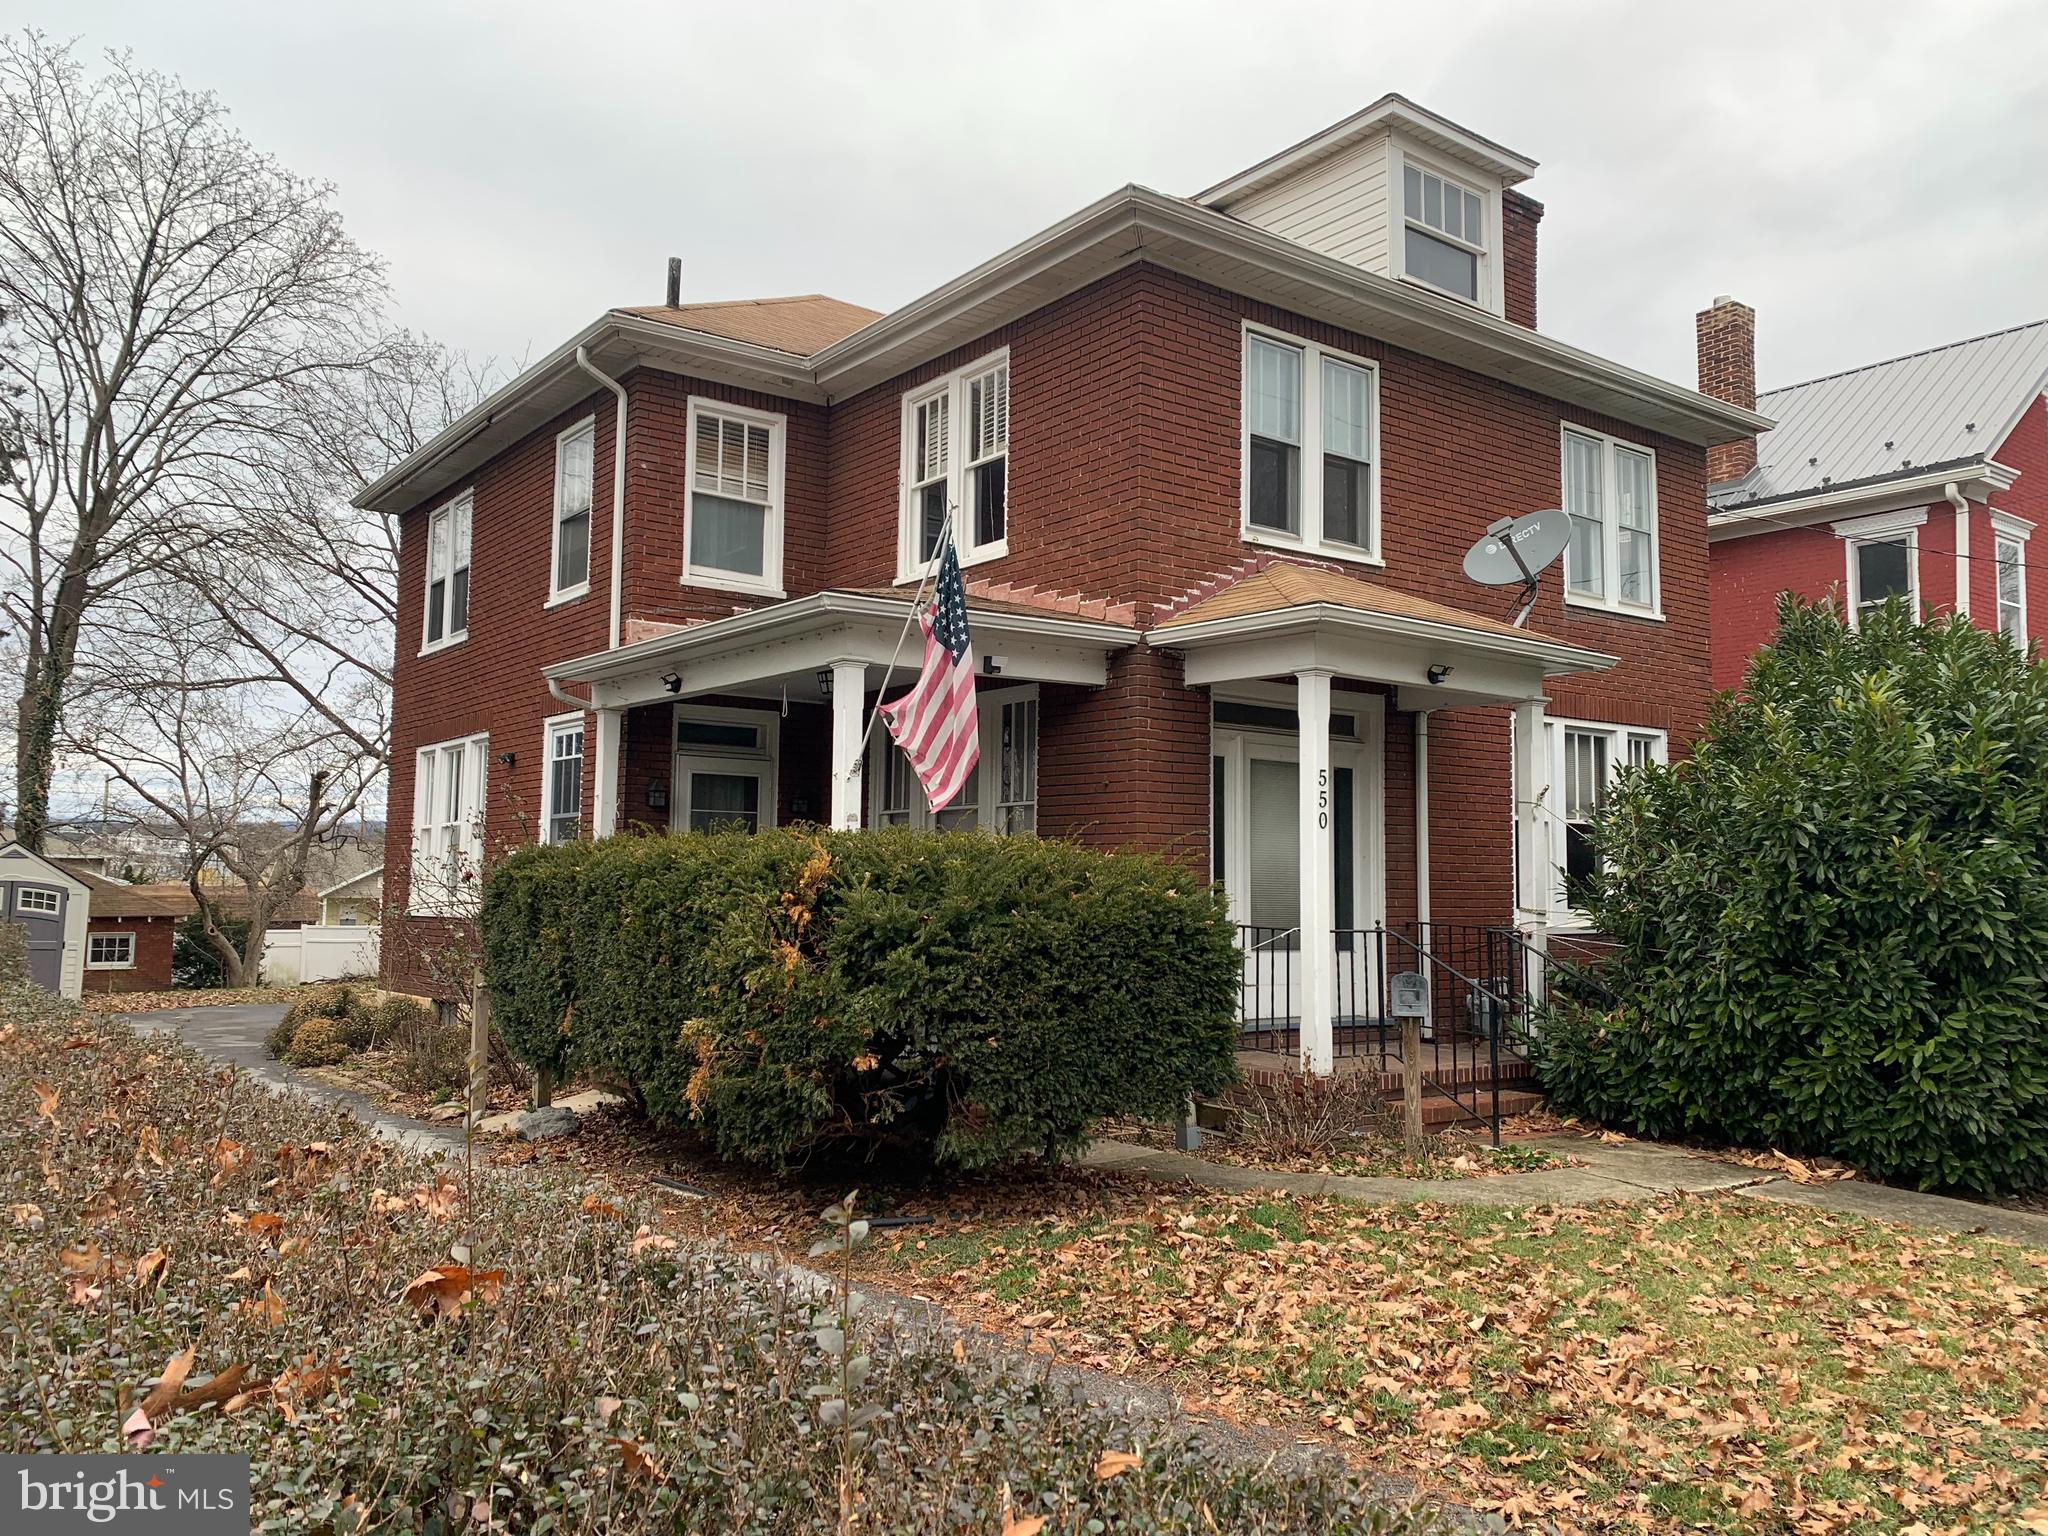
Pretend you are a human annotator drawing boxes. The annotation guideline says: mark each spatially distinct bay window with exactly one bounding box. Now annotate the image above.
[410,733,487,914]
[1545,719,1665,924]
[542,715,584,844]
[1562,427,1659,616]
[1242,327,1379,562]
[422,493,472,651]
[898,351,1009,579]
[685,400,784,595]
[550,418,594,601]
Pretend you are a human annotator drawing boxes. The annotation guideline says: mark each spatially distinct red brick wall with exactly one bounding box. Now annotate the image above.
[1990,397,2048,642]
[84,915,175,993]
[1501,191,1541,331]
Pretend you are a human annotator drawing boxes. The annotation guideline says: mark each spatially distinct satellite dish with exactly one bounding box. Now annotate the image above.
[1461,508,1572,627]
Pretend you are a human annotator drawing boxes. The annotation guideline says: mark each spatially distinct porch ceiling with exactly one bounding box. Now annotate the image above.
[542,589,1139,709]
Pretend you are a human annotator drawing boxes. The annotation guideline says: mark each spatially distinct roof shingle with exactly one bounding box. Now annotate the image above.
[616,295,881,357]
[1156,561,1567,646]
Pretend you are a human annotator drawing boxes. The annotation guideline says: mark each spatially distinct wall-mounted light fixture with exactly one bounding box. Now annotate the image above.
[496,751,516,767]
[646,780,669,811]
[1426,664,1455,686]
[815,666,834,697]
[660,671,682,695]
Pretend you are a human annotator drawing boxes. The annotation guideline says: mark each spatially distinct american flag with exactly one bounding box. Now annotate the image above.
[879,541,979,811]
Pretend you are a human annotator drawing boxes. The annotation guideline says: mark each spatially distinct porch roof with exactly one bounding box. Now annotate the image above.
[1148,562,1616,705]
[543,588,1140,709]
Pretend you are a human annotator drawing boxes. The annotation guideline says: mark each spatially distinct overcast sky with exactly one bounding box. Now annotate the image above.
[30,0,2048,394]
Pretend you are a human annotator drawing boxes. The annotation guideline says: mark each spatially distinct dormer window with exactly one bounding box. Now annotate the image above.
[1402,160,1487,303]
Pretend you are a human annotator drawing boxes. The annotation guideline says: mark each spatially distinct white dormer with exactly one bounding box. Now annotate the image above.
[1197,94,1537,320]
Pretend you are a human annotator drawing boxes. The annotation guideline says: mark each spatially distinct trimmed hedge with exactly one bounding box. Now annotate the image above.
[1534,596,2048,1194]
[481,828,1241,1169]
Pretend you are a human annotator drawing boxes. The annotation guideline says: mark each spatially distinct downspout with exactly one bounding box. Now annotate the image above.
[576,346,629,650]
[1946,482,1970,620]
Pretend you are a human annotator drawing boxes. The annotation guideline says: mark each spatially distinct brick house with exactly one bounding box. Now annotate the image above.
[71,872,194,994]
[1700,302,2048,688]
[360,95,1763,1072]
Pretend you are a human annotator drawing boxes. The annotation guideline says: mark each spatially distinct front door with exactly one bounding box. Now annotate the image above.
[9,883,68,993]
[674,757,773,833]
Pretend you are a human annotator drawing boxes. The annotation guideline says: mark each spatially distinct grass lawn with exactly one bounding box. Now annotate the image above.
[867,1183,2048,1533]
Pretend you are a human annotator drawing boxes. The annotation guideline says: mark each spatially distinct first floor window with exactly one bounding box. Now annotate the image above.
[686,401,784,591]
[1996,531,2027,645]
[1242,329,1379,560]
[423,493,472,649]
[898,352,1009,578]
[1563,428,1658,613]
[551,418,594,598]
[543,716,584,843]
[1545,719,1665,922]
[88,933,134,967]
[411,734,487,914]
[994,695,1037,834]
[870,685,1038,833]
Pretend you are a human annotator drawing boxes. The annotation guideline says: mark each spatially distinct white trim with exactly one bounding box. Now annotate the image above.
[1198,93,1538,206]
[1837,515,1920,628]
[1830,507,1928,540]
[1240,322,1384,564]
[671,703,782,834]
[547,415,596,604]
[1994,525,2028,645]
[1990,509,2036,542]
[896,347,1011,583]
[1542,717,1667,930]
[1561,424,1663,620]
[86,930,136,969]
[418,490,473,656]
[409,732,488,915]
[14,885,62,916]
[1390,138,1502,317]
[540,711,587,844]
[682,398,787,597]
[1711,462,2019,539]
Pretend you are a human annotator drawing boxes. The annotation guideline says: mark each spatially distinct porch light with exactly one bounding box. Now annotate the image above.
[1426,664,1455,686]
[815,666,834,697]
[661,671,682,694]
[646,780,669,810]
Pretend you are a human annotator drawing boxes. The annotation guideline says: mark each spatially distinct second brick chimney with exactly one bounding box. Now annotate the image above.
[1697,295,1757,484]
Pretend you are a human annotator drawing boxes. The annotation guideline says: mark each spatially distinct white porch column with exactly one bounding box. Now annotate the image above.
[592,705,623,838]
[828,660,866,830]
[1296,669,1336,1076]
[1510,697,1549,998]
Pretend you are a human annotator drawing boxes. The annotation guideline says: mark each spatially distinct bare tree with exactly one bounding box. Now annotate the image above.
[0,32,386,849]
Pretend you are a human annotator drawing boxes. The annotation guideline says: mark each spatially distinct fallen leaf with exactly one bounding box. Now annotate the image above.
[581,1193,622,1219]
[134,1248,169,1291]
[1094,1450,1141,1481]
[629,1225,675,1256]
[402,1265,504,1318]
[57,1239,102,1273]
[613,1437,669,1485]
[241,1279,285,1325]
[247,1213,285,1239]
[10,1202,44,1230]
[31,1080,59,1121]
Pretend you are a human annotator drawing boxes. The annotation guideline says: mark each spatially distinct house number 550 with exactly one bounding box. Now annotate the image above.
[1316,768,1329,830]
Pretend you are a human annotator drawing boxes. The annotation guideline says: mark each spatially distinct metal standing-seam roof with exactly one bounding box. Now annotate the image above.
[1710,319,2048,512]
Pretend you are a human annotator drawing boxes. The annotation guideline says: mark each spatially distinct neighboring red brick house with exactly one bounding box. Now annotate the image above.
[72,873,194,994]
[360,95,1763,1071]
[1702,303,2048,689]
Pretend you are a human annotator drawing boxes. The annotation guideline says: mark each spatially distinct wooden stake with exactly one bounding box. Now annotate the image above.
[468,977,491,1131]
[1402,1015,1424,1148]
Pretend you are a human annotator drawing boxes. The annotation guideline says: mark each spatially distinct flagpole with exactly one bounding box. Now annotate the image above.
[851,498,961,775]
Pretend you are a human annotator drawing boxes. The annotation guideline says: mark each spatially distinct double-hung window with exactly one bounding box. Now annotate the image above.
[685,400,784,595]
[869,685,1038,833]
[1562,427,1659,616]
[550,418,594,601]
[410,733,487,914]
[1243,329,1379,562]
[542,715,585,844]
[1401,158,1488,305]
[1833,509,1922,627]
[1993,512,2031,646]
[1544,719,1666,924]
[898,351,1008,579]
[87,933,135,968]
[423,493,472,651]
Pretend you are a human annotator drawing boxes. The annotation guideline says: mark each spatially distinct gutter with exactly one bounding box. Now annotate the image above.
[575,346,629,650]
[1148,601,1618,675]
[1708,460,2018,540]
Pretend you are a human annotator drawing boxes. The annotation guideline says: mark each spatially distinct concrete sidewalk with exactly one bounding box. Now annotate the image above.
[1082,1133,2048,1246]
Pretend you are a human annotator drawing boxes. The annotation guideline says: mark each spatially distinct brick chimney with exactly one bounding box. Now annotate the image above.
[1696,295,1757,483]
[1501,190,1542,329]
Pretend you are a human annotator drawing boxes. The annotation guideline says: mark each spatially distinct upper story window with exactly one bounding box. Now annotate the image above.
[1547,719,1665,925]
[1993,512,2031,646]
[1562,427,1659,617]
[542,714,584,844]
[1243,328,1379,564]
[550,418,594,602]
[423,492,472,652]
[410,733,487,915]
[1401,158,1487,304]
[899,351,1009,580]
[1832,509,1922,627]
[685,399,785,596]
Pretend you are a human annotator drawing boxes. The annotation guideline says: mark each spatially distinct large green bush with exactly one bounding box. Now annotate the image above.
[1535,596,2048,1194]
[481,827,1241,1169]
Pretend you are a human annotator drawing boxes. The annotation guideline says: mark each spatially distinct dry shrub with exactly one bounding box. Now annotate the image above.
[1221,1072,1400,1164]
[283,1015,351,1068]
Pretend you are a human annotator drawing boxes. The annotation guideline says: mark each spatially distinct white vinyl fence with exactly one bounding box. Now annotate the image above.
[262,924,379,987]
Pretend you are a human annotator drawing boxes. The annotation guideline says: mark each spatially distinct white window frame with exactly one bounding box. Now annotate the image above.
[86,931,136,969]
[14,886,60,916]
[1833,508,1924,628]
[896,349,1011,583]
[1561,425,1662,619]
[671,703,780,834]
[540,712,586,845]
[409,732,488,916]
[1541,718,1667,929]
[420,491,472,655]
[868,683,1038,832]
[683,398,787,597]
[1390,139,1502,315]
[547,416,596,605]
[1992,510,2033,646]
[1239,323,1383,567]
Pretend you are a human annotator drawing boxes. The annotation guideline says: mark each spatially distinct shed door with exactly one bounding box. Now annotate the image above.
[8,883,68,992]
